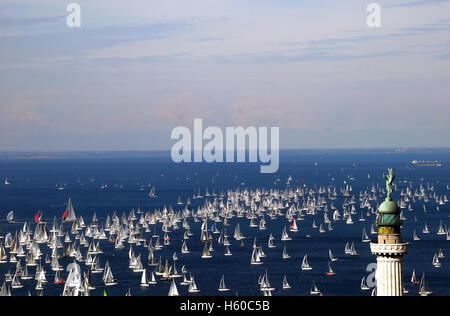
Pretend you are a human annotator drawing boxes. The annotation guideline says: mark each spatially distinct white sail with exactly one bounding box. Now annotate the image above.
[282,275,291,289]
[201,243,212,259]
[188,275,200,293]
[437,221,446,235]
[218,275,230,292]
[282,246,291,259]
[168,279,179,296]
[6,211,15,223]
[281,226,292,241]
[63,198,77,223]
[251,247,263,265]
[329,249,338,262]
[310,280,321,295]
[432,254,441,268]
[362,228,370,242]
[301,254,312,270]
[140,269,149,287]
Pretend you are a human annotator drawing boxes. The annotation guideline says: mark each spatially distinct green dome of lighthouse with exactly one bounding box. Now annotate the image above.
[378,198,400,214]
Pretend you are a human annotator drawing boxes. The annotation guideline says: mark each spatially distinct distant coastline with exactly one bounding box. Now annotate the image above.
[0,147,449,160]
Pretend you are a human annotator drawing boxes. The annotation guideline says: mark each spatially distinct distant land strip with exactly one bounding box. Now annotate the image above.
[0,148,449,159]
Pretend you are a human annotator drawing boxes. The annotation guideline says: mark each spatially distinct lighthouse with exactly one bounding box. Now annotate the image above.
[370,169,408,296]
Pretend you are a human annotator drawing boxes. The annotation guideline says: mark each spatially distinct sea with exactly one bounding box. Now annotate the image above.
[0,150,448,296]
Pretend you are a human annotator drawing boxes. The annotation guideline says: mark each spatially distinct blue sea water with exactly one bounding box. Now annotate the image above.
[0,150,448,296]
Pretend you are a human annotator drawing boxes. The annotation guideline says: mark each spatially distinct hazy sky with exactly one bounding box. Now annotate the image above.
[0,0,449,151]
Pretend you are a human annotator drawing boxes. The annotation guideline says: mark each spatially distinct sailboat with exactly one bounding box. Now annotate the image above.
[437,221,446,235]
[359,211,366,222]
[310,280,321,295]
[200,220,213,243]
[188,275,200,293]
[413,229,421,241]
[329,249,338,262]
[35,279,44,291]
[281,226,292,241]
[422,222,430,234]
[140,269,149,287]
[301,254,312,271]
[224,245,232,257]
[6,211,16,224]
[148,186,157,198]
[21,266,33,281]
[4,179,10,185]
[148,271,157,285]
[326,262,336,276]
[361,276,370,291]
[218,275,231,292]
[201,243,212,259]
[233,223,245,241]
[251,247,263,265]
[349,242,359,256]
[260,270,275,292]
[333,210,341,221]
[282,246,291,259]
[181,241,190,254]
[319,224,326,233]
[432,254,441,268]
[362,228,371,243]
[180,273,190,286]
[259,217,267,231]
[289,219,298,232]
[103,262,118,286]
[171,260,182,278]
[267,234,276,249]
[160,259,172,281]
[282,275,291,290]
[11,274,23,289]
[62,198,77,223]
[346,214,354,225]
[411,270,419,285]
[168,279,179,296]
[370,223,377,235]
[418,273,432,296]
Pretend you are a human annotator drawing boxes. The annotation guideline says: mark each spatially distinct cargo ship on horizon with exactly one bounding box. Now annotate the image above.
[411,160,443,167]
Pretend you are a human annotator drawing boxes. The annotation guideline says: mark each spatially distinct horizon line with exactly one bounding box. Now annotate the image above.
[1,146,450,154]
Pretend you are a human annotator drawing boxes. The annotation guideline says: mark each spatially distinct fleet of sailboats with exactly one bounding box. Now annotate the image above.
[0,171,447,297]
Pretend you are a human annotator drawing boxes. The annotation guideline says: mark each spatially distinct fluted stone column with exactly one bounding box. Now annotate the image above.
[371,243,408,296]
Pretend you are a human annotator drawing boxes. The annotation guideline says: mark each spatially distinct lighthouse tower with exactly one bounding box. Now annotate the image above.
[370,169,408,296]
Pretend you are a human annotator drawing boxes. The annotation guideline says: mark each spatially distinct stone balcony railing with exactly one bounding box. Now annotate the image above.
[370,242,409,255]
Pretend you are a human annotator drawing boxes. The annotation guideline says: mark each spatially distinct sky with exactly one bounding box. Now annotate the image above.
[0,0,449,151]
